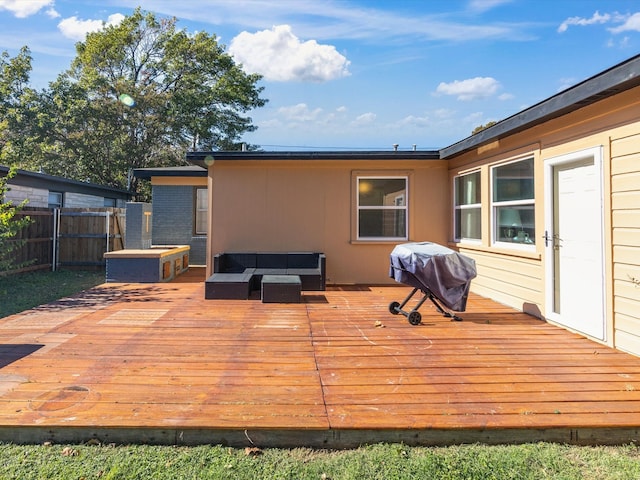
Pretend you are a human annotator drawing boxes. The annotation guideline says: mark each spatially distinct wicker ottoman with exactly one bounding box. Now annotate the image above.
[261,275,301,303]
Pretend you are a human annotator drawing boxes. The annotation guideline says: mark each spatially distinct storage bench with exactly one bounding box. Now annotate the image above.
[104,245,190,283]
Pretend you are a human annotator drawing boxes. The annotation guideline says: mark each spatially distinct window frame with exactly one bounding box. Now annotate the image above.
[193,187,208,236]
[490,157,536,250]
[356,175,409,242]
[453,170,482,243]
[48,191,63,209]
[103,197,117,208]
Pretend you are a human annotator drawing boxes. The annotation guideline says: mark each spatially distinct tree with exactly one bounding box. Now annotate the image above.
[471,121,497,135]
[0,47,39,167]
[0,167,32,273]
[35,9,266,196]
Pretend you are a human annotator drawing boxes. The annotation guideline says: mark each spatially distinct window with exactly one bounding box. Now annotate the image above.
[357,176,408,240]
[194,188,208,235]
[492,158,535,245]
[48,191,63,209]
[104,197,117,207]
[454,171,481,241]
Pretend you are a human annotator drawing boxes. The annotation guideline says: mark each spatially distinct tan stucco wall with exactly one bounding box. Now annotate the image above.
[448,85,640,354]
[206,159,449,284]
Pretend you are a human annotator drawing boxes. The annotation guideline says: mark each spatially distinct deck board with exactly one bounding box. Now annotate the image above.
[0,268,639,447]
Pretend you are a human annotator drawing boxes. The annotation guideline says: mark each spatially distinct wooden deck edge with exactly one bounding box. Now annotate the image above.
[3,426,639,447]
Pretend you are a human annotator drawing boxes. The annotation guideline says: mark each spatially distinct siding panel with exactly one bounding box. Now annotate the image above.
[614,263,640,285]
[613,210,640,229]
[616,313,640,338]
[458,248,543,314]
[611,153,640,176]
[612,228,640,247]
[614,279,640,303]
[611,131,640,356]
[612,171,640,193]
[613,245,640,265]
[612,191,640,211]
[615,330,640,357]
[615,298,640,325]
[611,134,640,157]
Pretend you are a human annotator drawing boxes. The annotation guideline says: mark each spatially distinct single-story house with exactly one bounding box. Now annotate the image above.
[1,166,132,209]
[139,54,640,357]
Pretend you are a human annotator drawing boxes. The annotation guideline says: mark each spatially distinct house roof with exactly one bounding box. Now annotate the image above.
[185,150,440,169]
[133,165,207,179]
[440,53,640,158]
[1,166,132,199]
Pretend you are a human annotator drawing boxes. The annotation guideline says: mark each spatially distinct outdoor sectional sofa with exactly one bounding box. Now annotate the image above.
[205,252,326,301]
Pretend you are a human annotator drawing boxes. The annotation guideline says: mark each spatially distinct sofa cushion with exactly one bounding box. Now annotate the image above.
[215,252,256,272]
[256,253,288,269]
[287,252,319,268]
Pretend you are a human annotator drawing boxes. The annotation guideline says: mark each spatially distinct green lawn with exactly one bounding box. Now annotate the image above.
[0,442,638,480]
[0,270,639,479]
[0,269,105,318]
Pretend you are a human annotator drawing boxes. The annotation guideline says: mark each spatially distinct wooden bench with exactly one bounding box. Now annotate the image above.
[104,245,190,283]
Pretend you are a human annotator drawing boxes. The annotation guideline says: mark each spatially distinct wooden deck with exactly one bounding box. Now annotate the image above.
[0,268,639,447]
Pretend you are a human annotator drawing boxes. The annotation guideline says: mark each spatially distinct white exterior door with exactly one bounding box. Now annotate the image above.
[544,147,605,340]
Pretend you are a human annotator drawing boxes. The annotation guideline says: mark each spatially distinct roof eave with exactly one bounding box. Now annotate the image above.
[133,166,208,180]
[186,150,441,169]
[1,165,132,197]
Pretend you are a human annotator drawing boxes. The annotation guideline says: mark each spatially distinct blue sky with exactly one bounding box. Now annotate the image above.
[1,0,639,151]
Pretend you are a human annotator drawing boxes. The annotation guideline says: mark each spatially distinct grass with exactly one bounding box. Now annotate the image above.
[0,442,638,479]
[0,270,639,479]
[0,269,105,318]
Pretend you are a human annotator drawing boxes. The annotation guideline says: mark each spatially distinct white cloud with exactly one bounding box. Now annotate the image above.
[435,77,501,101]
[498,93,514,101]
[398,114,431,128]
[58,13,125,41]
[557,10,640,35]
[0,0,53,18]
[46,7,59,18]
[277,103,324,122]
[126,1,528,44]
[228,25,350,82]
[609,12,640,33]
[464,111,486,124]
[557,11,611,33]
[468,0,513,13]
[434,108,456,119]
[351,112,376,126]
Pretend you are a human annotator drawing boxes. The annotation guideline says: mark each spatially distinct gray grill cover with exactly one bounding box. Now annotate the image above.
[389,242,477,312]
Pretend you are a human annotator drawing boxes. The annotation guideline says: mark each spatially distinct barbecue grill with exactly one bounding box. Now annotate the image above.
[389,242,477,325]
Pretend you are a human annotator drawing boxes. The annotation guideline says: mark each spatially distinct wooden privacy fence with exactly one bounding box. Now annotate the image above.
[9,207,54,273]
[7,207,125,273]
